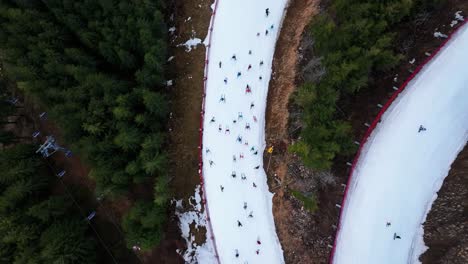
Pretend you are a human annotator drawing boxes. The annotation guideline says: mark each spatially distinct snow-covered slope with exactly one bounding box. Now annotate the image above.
[333,23,468,264]
[201,1,288,263]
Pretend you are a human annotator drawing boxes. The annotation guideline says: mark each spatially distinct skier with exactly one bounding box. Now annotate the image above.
[270,24,274,29]
[224,77,228,84]
[243,202,247,210]
[249,50,252,55]
[237,71,242,78]
[257,32,260,37]
[259,76,263,80]
[219,94,226,103]
[257,239,261,245]
[248,64,252,70]
[245,123,251,130]
[220,185,224,192]
[232,54,237,60]
[219,61,222,68]
[244,141,248,146]
[253,150,258,155]
[265,29,269,36]
[250,102,255,109]
[265,8,270,16]
[246,85,252,94]
[235,249,239,258]
[241,174,247,180]
[233,119,237,124]
[253,182,257,188]
[205,148,211,154]
[233,155,237,162]
[231,171,237,178]
[218,124,222,132]
[238,220,243,227]
[418,125,427,133]
[238,112,243,120]
[386,222,391,227]
[254,165,260,169]
[393,233,401,240]
[237,135,242,143]
[248,211,253,217]
[225,126,230,134]
[250,146,255,152]
[253,116,258,122]
[256,249,260,255]
[209,160,215,167]
[239,153,244,159]
[210,116,216,123]
[260,60,264,66]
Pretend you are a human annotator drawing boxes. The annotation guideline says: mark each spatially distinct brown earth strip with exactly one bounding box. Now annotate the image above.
[265,0,320,263]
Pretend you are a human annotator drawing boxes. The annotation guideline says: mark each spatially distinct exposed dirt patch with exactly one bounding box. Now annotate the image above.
[266,1,468,263]
[420,145,468,263]
[265,0,321,263]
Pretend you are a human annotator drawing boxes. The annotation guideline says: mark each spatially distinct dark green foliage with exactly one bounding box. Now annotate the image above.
[290,189,318,213]
[122,201,166,251]
[0,0,170,250]
[292,0,432,170]
[0,144,96,263]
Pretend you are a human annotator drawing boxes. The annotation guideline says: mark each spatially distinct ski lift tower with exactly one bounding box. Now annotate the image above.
[36,136,68,158]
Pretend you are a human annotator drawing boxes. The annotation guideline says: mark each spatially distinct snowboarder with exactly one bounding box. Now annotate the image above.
[248,64,252,70]
[218,124,222,132]
[254,165,260,169]
[245,123,250,130]
[238,220,243,227]
[209,160,214,167]
[386,222,391,227]
[219,61,222,68]
[237,135,242,143]
[219,94,226,103]
[248,211,253,218]
[265,8,270,16]
[232,171,237,178]
[232,54,237,60]
[246,85,252,94]
[237,71,242,78]
[250,102,255,109]
[253,182,257,188]
[224,77,228,84]
[220,185,224,192]
[210,116,216,123]
[260,60,264,66]
[243,202,247,210]
[418,125,427,133]
[393,233,401,240]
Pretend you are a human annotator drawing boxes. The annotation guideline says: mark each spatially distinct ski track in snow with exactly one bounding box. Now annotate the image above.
[201,1,288,263]
[333,23,468,264]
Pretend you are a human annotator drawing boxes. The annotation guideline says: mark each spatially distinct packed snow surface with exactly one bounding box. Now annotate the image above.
[333,23,468,264]
[202,1,287,263]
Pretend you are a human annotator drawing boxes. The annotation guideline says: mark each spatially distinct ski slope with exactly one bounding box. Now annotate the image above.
[201,1,288,263]
[332,23,468,263]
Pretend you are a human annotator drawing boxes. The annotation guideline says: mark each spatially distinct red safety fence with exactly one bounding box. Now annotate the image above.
[329,20,468,263]
[198,0,221,263]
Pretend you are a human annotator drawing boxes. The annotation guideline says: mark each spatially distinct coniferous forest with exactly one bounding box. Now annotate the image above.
[0,0,170,253]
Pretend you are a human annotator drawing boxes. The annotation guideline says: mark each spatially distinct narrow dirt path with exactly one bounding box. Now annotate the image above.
[264,0,320,263]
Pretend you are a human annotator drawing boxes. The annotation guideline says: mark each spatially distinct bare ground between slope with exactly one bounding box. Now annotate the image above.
[264,0,321,263]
